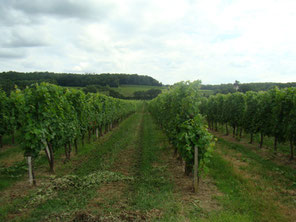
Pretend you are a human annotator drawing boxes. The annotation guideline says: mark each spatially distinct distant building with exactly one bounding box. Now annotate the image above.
[234,80,240,91]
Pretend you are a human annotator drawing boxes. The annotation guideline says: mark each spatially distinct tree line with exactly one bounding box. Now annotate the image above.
[201,82,296,95]
[200,87,296,160]
[0,83,137,184]
[0,71,162,94]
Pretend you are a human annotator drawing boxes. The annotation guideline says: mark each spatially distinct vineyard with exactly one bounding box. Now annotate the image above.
[0,82,296,221]
[200,88,296,159]
[0,83,137,185]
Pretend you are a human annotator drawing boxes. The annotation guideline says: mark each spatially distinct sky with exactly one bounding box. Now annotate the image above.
[0,0,296,85]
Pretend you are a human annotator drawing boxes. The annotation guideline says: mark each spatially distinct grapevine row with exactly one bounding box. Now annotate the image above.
[0,83,137,184]
[200,87,296,159]
[148,81,214,191]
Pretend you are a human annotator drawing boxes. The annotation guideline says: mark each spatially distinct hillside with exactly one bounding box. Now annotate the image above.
[0,71,162,94]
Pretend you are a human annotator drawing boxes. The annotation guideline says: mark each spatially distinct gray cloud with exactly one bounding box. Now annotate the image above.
[0,49,26,59]
[4,0,114,21]
[1,30,48,48]
[0,4,34,26]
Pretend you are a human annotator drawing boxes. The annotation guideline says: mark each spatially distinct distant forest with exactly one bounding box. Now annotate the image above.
[1,71,295,97]
[201,81,296,95]
[0,71,162,93]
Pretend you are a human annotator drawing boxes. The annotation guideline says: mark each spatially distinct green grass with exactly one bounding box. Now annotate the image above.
[197,136,296,222]
[0,146,22,163]
[218,138,296,195]
[204,149,288,222]
[0,137,25,191]
[127,113,182,221]
[112,85,167,97]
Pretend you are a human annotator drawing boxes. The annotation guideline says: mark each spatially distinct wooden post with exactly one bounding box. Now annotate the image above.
[27,156,34,185]
[194,146,199,193]
[48,143,55,173]
[95,128,99,139]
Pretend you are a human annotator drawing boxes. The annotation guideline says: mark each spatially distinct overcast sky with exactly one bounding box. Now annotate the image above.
[0,0,295,85]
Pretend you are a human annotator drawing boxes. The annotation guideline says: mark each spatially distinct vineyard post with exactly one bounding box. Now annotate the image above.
[194,145,199,193]
[95,128,99,139]
[48,143,55,173]
[27,156,36,186]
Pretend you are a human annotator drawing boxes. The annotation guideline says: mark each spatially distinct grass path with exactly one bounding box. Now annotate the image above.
[77,111,223,221]
[207,134,296,222]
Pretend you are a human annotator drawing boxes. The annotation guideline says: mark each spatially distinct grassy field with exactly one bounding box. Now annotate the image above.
[0,108,295,221]
[111,85,167,97]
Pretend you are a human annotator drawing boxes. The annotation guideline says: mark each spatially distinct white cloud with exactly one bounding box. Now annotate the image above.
[0,0,296,84]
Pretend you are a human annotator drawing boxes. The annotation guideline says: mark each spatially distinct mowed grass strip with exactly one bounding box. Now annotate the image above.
[217,138,296,191]
[127,112,184,221]
[203,138,295,222]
